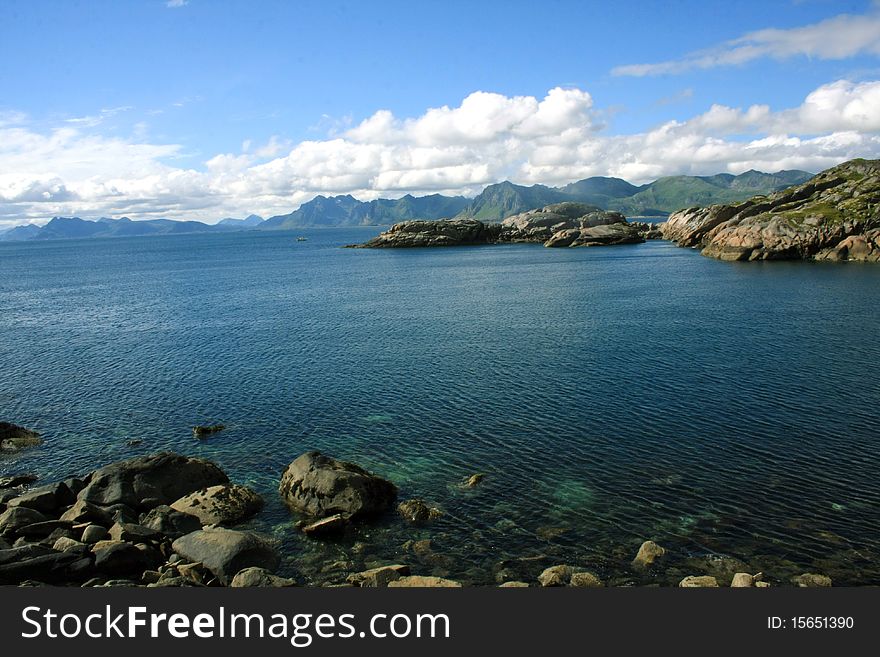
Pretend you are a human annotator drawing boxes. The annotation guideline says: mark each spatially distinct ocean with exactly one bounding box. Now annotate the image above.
[2,227,879,585]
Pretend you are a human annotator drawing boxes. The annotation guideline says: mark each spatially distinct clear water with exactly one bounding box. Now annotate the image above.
[1,229,879,585]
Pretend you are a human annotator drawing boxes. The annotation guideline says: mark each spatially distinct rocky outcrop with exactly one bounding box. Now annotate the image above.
[353,218,502,248]
[351,202,650,249]
[79,452,229,511]
[0,422,42,452]
[170,484,263,526]
[278,451,397,520]
[662,159,880,262]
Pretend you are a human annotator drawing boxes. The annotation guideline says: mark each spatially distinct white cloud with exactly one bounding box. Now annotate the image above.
[2,81,880,227]
[166,0,188,8]
[613,13,880,76]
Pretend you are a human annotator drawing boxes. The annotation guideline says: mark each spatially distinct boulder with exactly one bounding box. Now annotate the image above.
[0,506,48,537]
[171,528,279,586]
[387,575,462,588]
[53,537,88,554]
[170,484,263,526]
[140,505,202,538]
[93,541,152,576]
[0,551,89,584]
[107,522,163,544]
[230,567,297,588]
[679,575,719,588]
[498,581,530,587]
[397,499,442,525]
[538,565,572,587]
[632,540,666,568]
[464,474,484,488]
[6,483,70,514]
[279,451,397,520]
[731,572,758,588]
[60,499,114,526]
[347,565,410,588]
[0,544,56,565]
[792,573,832,587]
[16,520,74,539]
[81,524,109,544]
[78,452,229,511]
[0,422,42,452]
[569,571,603,588]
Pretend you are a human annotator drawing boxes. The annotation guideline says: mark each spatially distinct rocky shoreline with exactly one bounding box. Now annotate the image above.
[348,202,662,249]
[1,422,839,588]
[662,159,880,262]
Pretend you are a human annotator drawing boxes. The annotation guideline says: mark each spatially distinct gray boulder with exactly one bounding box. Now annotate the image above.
[140,505,202,539]
[170,484,263,526]
[171,528,279,585]
[0,506,48,537]
[279,451,397,520]
[78,452,229,511]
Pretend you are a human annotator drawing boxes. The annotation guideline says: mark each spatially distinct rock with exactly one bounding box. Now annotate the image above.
[731,572,758,588]
[570,571,603,588]
[387,575,462,588]
[353,219,502,248]
[632,540,666,568]
[347,565,411,588]
[397,499,442,525]
[0,506,48,537]
[7,486,63,514]
[679,575,719,588]
[93,541,151,576]
[755,581,771,588]
[60,499,114,526]
[81,524,109,544]
[78,452,229,511]
[170,484,263,526]
[499,203,631,244]
[171,528,280,586]
[301,514,346,536]
[176,561,211,585]
[140,505,202,539]
[544,222,643,248]
[16,520,74,539]
[53,537,88,554]
[663,159,880,262]
[106,504,140,525]
[0,474,38,489]
[0,422,42,452]
[0,551,88,584]
[792,573,832,587]
[0,544,56,565]
[498,581,530,587]
[464,474,484,488]
[230,567,297,588]
[538,565,572,587]
[192,424,225,438]
[278,451,397,520]
[402,539,433,558]
[107,522,163,544]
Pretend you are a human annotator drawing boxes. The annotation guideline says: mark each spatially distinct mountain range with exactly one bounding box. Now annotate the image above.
[1,169,814,241]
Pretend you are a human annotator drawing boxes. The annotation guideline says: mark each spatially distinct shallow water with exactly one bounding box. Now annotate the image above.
[1,228,879,585]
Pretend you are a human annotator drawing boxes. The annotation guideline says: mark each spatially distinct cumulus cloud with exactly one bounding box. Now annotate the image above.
[613,13,880,76]
[2,82,880,227]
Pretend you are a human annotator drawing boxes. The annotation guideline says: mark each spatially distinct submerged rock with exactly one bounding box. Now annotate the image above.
[170,484,263,526]
[463,474,485,488]
[663,158,880,262]
[0,474,38,489]
[0,422,42,452]
[301,514,346,536]
[192,424,225,439]
[397,499,442,525]
[278,451,397,520]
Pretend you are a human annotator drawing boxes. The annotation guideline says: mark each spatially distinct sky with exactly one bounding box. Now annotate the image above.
[2,0,880,227]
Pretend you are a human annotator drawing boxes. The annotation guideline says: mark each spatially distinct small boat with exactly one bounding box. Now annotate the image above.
[296,236,308,242]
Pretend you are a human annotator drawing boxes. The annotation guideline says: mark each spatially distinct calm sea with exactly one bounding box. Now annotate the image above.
[1,228,879,585]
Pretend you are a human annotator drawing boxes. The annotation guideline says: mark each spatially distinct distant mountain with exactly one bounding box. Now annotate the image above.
[218,214,264,227]
[456,169,814,220]
[0,215,262,242]
[1,169,816,241]
[261,193,470,230]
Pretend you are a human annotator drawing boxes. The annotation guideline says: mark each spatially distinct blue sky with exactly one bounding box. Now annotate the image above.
[2,0,880,226]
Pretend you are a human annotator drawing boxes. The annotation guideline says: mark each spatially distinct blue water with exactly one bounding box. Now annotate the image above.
[2,228,879,585]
